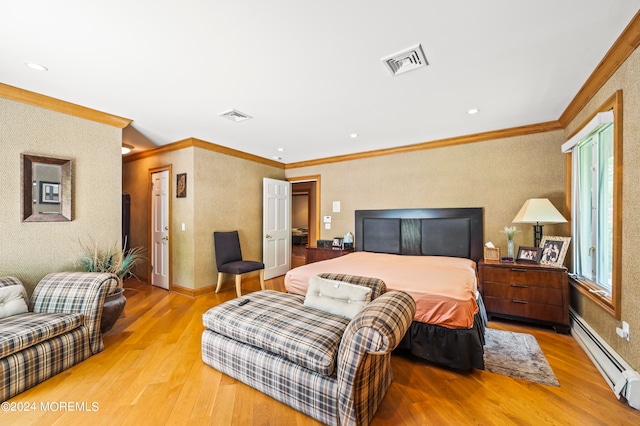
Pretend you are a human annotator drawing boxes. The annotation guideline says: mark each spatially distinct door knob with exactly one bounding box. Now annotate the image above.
[162,236,169,241]
[265,234,272,239]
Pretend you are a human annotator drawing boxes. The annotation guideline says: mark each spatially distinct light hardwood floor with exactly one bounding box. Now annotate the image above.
[3,278,639,425]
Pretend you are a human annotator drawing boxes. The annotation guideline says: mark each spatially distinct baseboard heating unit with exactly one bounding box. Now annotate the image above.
[570,309,640,410]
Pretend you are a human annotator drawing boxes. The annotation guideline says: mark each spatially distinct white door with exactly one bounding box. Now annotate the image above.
[151,170,170,289]
[263,178,291,279]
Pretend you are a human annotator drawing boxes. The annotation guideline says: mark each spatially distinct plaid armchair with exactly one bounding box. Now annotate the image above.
[202,275,416,426]
[0,272,117,401]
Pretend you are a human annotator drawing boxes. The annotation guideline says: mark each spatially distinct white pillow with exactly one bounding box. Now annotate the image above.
[304,275,372,320]
[0,285,29,320]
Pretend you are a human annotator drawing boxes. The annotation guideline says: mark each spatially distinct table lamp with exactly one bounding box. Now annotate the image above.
[512,198,567,247]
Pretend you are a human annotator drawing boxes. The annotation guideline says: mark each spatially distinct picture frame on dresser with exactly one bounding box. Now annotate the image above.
[516,246,542,263]
[539,236,571,267]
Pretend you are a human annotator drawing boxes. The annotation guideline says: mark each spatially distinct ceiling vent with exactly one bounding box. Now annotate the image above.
[382,44,428,76]
[219,109,253,122]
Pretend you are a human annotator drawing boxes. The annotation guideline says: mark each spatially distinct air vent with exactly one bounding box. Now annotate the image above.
[219,109,253,122]
[382,44,428,76]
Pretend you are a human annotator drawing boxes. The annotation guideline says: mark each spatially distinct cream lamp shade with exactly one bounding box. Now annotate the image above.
[513,198,567,246]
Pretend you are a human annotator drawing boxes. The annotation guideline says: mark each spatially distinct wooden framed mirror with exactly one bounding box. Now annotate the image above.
[21,153,73,222]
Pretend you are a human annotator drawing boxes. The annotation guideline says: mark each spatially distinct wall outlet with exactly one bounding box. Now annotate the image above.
[616,321,630,341]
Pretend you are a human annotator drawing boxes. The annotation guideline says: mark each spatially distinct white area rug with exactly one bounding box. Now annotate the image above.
[484,328,560,387]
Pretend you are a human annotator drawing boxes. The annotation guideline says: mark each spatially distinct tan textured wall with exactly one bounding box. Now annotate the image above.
[0,98,122,294]
[566,46,640,370]
[285,131,567,253]
[122,145,284,291]
[122,147,195,287]
[193,148,285,290]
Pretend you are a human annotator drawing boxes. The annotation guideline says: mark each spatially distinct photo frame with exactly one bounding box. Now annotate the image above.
[484,246,500,261]
[332,237,344,249]
[39,181,60,204]
[516,246,542,263]
[317,239,333,249]
[539,236,571,267]
[176,173,187,198]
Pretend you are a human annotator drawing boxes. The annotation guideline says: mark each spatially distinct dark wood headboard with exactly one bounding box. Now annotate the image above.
[354,208,484,263]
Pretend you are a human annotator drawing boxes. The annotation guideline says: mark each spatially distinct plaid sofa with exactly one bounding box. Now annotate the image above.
[0,272,118,401]
[202,275,416,426]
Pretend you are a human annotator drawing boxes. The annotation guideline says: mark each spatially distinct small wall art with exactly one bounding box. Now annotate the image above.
[177,173,187,198]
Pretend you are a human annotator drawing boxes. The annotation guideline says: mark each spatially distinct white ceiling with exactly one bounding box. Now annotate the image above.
[2,1,639,164]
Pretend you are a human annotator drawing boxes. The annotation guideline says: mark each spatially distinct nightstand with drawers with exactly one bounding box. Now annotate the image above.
[478,259,569,333]
[305,247,354,264]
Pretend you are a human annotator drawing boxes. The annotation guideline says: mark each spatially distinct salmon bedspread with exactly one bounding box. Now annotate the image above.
[284,251,478,329]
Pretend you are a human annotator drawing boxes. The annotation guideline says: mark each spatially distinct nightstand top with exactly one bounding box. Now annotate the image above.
[479,259,567,272]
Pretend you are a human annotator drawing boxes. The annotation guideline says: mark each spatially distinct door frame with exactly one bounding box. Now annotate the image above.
[148,165,172,290]
[288,175,320,247]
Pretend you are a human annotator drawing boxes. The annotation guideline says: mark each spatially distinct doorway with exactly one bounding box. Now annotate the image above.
[289,176,320,268]
[149,166,171,290]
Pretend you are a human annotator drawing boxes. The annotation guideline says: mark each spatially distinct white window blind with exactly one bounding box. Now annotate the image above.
[562,110,613,153]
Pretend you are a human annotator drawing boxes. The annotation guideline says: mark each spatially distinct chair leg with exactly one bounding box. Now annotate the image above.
[259,269,265,290]
[215,272,224,293]
[235,274,242,298]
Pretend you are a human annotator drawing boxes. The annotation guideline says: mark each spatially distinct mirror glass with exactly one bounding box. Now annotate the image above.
[33,163,63,214]
[21,154,73,222]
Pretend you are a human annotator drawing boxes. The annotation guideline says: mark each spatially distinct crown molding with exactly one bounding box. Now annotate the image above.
[0,82,131,128]
[285,120,563,169]
[123,137,285,169]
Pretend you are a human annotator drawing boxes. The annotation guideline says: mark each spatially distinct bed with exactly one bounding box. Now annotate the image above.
[284,207,487,370]
[291,227,308,245]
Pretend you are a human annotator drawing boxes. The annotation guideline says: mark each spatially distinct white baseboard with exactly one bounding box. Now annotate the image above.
[570,308,640,410]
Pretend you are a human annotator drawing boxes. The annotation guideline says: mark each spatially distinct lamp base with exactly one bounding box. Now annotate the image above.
[533,224,543,247]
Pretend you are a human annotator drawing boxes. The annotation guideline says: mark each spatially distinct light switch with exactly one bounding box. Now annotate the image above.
[181,223,186,231]
[333,201,341,213]
[325,223,331,230]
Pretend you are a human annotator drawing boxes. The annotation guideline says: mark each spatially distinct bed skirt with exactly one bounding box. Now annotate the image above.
[395,293,488,371]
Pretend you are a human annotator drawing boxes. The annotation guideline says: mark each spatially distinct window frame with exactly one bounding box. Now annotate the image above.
[565,90,622,319]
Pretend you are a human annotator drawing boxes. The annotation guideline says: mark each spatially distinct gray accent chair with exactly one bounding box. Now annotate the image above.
[214,231,265,297]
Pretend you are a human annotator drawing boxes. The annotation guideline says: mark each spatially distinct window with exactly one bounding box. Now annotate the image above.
[563,91,622,318]
[573,122,613,291]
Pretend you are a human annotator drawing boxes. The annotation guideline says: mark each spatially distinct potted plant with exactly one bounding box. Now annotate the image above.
[77,238,146,332]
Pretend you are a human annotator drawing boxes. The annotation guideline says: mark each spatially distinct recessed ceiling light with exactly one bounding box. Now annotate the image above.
[350,133,359,138]
[24,61,48,71]
[122,144,134,155]
[467,108,480,115]
[277,148,285,152]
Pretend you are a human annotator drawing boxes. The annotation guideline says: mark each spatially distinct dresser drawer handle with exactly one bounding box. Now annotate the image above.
[510,268,528,272]
[512,299,529,304]
[511,284,528,288]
